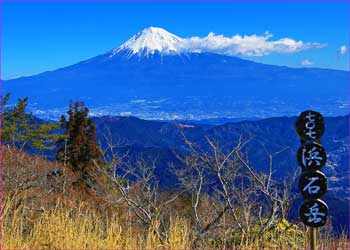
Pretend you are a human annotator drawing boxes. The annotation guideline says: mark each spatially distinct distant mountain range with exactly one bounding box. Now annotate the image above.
[3,27,349,120]
[94,115,349,191]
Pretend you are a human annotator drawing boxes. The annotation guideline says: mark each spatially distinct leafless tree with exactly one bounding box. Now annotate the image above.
[94,128,182,242]
[174,125,299,247]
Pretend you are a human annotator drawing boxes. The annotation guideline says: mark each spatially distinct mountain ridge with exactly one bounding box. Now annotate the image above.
[3,27,349,120]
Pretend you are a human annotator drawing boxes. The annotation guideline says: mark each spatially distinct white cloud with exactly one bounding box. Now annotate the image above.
[178,32,326,57]
[339,45,347,55]
[117,28,327,58]
[301,59,313,66]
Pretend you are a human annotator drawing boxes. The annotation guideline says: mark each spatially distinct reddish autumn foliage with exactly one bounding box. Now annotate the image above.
[56,102,103,189]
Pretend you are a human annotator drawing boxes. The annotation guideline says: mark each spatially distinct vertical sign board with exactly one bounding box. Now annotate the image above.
[295,110,328,232]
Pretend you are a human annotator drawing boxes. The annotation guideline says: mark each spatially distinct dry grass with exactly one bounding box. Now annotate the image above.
[2,197,348,250]
[2,198,190,250]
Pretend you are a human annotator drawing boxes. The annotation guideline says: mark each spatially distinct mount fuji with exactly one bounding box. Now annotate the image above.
[3,27,348,120]
[112,27,184,57]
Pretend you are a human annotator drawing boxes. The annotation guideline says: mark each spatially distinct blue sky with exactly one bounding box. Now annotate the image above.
[2,2,349,79]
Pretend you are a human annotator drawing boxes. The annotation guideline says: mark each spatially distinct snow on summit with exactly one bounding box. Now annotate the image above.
[111,26,325,58]
[112,27,183,57]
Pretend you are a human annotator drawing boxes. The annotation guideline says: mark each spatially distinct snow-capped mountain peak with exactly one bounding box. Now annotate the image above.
[111,27,184,57]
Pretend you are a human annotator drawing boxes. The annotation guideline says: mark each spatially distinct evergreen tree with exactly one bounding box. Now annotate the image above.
[1,93,59,150]
[56,102,103,187]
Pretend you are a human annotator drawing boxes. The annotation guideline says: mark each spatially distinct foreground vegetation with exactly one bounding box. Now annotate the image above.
[2,196,348,250]
[1,95,348,249]
[2,139,348,250]
[3,198,191,250]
